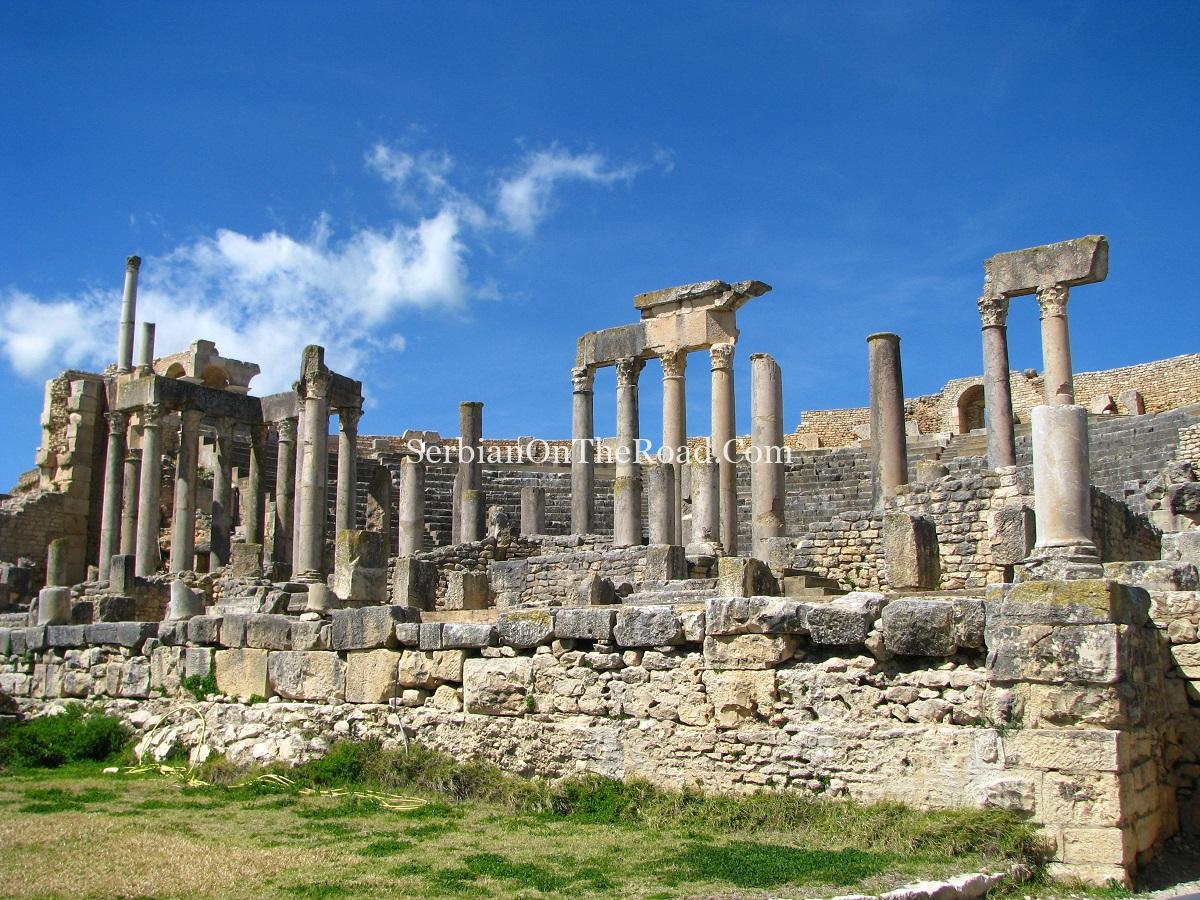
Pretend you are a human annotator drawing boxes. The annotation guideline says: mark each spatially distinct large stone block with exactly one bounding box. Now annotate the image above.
[229,543,263,578]
[984,235,1108,296]
[990,505,1035,566]
[150,646,183,694]
[1103,560,1198,593]
[244,614,292,650]
[701,669,776,728]
[987,623,1130,685]
[430,649,466,684]
[46,625,86,649]
[882,599,956,657]
[441,623,497,649]
[806,593,884,646]
[554,607,616,642]
[614,606,684,647]
[1002,729,1126,773]
[445,571,490,610]
[497,610,554,649]
[986,579,1147,626]
[705,596,807,636]
[391,558,437,610]
[463,657,531,716]
[187,615,224,646]
[331,606,417,651]
[344,649,400,703]
[716,557,777,597]
[882,511,939,590]
[644,545,687,582]
[1161,532,1200,565]
[268,650,344,701]
[290,619,330,651]
[703,634,795,670]
[107,658,151,699]
[396,649,435,689]
[571,572,617,607]
[214,648,272,699]
[184,647,213,679]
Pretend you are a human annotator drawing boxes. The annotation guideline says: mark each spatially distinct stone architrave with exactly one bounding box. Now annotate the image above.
[613,356,644,547]
[134,404,165,577]
[710,343,738,554]
[867,333,908,506]
[170,408,204,573]
[977,295,1017,468]
[750,353,785,561]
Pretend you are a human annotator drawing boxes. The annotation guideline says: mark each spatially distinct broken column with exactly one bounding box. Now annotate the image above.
[119,445,140,556]
[613,356,644,547]
[710,343,738,554]
[296,347,331,579]
[646,462,675,545]
[520,486,545,537]
[867,332,908,506]
[570,366,595,534]
[46,537,70,587]
[396,456,425,556]
[134,403,164,577]
[750,353,785,560]
[245,423,268,546]
[977,295,1016,468]
[272,416,297,572]
[660,350,687,544]
[458,401,484,543]
[116,255,140,374]
[136,321,155,374]
[335,405,361,536]
[96,410,127,581]
[209,417,234,570]
[169,408,203,573]
[688,455,720,555]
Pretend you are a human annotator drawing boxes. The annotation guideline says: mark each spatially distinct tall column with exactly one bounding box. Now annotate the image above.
[97,411,127,581]
[689,455,720,553]
[273,417,297,569]
[209,418,234,570]
[245,423,269,545]
[1026,403,1101,578]
[710,343,738,555]
[397,457,426,556]
[458,401,484,543]
[134,404,164,577]
[119,445,141,556]
[297,372,331,577]
[750,353,785,561]
[169,408,203,572]
[660,350,687,544]
[335,406,361,536]
[646,462,675,545]
[1037,284,1075,405]
[978,295,1017,468]
[136,321,155,374]
[867,333,908,506]
[570,366,595,535]
[116,255,140,374]
[292,404,306,572]
[613,356,644,547]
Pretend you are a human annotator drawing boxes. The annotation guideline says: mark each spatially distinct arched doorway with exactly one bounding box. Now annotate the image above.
[955,384,985,434]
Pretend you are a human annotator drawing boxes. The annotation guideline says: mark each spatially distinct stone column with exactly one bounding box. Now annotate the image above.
[613,356,645,547]
[646,462,676,545]
[397,457,425,556]
[867,333,908,506]
[136,321,155,373]
[292,404,306,573]
[750,353,785,561]
[46,538,70,587]
[116,255,140,374]
[689,455,720,553]
[119,445,141,556]
[520,486,546,537]
[134,404,164,577]
[96,410,127,581]
[272,417,297,570]
[978,295,1017,468]
[1037,284,1075,405]
[1026,403,1101,578]
[570,366,595,535]
[335,406,361,536]
[209,418,235,570]
[710,343,738,555]
[296,372,331,578]
[245,423,269,545]
[169,408,203,572]
[660,350,687,544]
[458,401,484,543]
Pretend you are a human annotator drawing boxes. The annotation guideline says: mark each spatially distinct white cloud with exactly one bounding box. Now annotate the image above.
[497,146,640,236]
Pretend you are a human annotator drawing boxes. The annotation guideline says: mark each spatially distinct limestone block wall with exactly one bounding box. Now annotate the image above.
[489,544,655,608]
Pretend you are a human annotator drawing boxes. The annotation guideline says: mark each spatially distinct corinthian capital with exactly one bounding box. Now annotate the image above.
[140,403,165,428]
[1036,283,1070,319]
[126,255,142,271]
[659,349,687,379]
[614,357,644,388]
[298,370,332,401]
[571,365,594,393]
[106,410,128,435]
[337,406,362,433]
[977,295,1010,328]
[710,342,735,371]
[275,417,298,442]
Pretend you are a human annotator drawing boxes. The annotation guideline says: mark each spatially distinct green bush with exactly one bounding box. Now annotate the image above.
[0,706,130,770]
[180,672,217,701]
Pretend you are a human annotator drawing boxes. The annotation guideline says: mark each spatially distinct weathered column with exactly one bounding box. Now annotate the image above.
[116,255,140,374]
[689,455,720,553]
[292,404,306,573]
[660,350,687,544]
[1026,403,1101,578]
[570,366,595,535]
[134,404,164,577]
[272,417,297,569]
[867,333,908,506]
[750,353,785,561]
[46,538,70,587]
[119,446,141,556]
[335,406,361,536]
[978,295,1017,468]
[169,408,203,572]
[245,423,269,545]
[710,343,738,554]
[396,457,425,556]
[209,418,235,570]
[1037,284,1075,405]
[458,401,484,543]
[96,410,127,580]
[136,321,155,373]
[613,356,645,547]
[296,368,331,578]
[520,486,546,537]
[646,462,676,545]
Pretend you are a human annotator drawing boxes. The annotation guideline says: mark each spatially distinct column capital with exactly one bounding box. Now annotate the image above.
[659,349,687,379]
[250,422,270,445]
[275,416,298,442]
[615,356,645,388]
[337,406,362,433]
[297,370,332,401]
[125,447,142,463]
[571,365,594,393]
[1036,283,1070,319]
[126,255,142,271]
[140,403,166,428]
[106,410,129,434]
[977,295,1010,328]
[710,342,735,371]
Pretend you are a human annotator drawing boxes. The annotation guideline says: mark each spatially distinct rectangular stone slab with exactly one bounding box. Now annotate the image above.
[984,235,1108,296]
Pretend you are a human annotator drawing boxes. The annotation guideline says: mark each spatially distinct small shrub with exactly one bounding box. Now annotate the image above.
[0,707,130,770]
[180,672,217,701]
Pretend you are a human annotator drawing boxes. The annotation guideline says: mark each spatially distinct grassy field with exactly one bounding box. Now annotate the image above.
[0,709,1091,899]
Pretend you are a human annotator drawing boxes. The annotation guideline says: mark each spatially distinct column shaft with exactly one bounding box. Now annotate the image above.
[273,418,297,568]
[397,457,425,556]
[245,424,268,545]
[689,456,720,551]
[1037,284,1075,405]
[209,419,235,569]
[867,333,908,505]
[116,256,140,374]
[170,409,203,572]
[97,411,127,580]
[119,446,141,556]
[520,486,546,537]
[570,367,595,534]
[292,406,306,573]
[979,296,1017,468]
[458,402,484,543]
[297,379,331,576]
[660,350,687,544]
[750,353,785,560]
[646,462,675,545]
[134,405,164,577]
[335,407,361,535]
[613,357,644,547]
[710,343,737,554]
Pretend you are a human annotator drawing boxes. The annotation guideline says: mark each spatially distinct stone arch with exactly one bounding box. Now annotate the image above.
[201,364,230,389]
[164,362,186,379]
[951,383,986,434]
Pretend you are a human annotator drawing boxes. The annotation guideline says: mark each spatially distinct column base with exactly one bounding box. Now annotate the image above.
[1016,541,1103,582]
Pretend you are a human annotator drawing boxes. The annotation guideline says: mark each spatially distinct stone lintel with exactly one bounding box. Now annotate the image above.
[984,235,1108,297]
[633,279,771,315]
[116,374,263,423]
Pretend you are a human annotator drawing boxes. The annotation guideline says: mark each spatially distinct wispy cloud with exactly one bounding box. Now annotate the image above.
[497,145,642,236]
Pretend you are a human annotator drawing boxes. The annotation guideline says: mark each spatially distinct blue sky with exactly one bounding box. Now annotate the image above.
[2,2,1197,488]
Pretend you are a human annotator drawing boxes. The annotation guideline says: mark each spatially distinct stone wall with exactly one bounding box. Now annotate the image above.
[489,543,656,608]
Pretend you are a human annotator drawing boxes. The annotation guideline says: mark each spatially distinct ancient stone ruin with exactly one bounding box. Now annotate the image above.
[3,236,1200,885]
